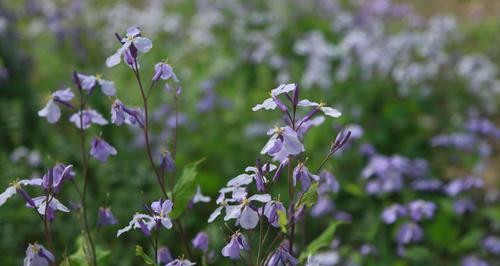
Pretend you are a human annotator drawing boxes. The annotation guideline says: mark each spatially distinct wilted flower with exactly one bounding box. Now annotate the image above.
[90,137,117,163]
[97,207,118,227]
[192,231,209,252]
[221,232,250,260]
[69,109,108,129]
[293,162,319,191]
[23,243,55,266]
[153,61,179,82]
[38,88,75,123]
[106,27,152,67]
[77,73,116,96]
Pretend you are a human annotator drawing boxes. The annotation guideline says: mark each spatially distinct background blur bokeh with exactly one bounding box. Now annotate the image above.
[0,0,499,265]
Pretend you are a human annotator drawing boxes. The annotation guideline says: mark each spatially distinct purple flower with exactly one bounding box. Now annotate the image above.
[318,170,339,194]
[262,126,304,162]
[225,194,271,229]
[252,84,297,111]
[152,61,179,82]
[483,236,500,255]
[69,109,108,129]
[24,243,55,266]
[97,207,118,227]
[77,73,116,96]
[297,99,342,118]
[245,161,277,192]
[150,199,174,229]
[106,27,152,68]
[453,198,476,215]
[117,199,173,237]
[160,150,175,173]
[407,200,436,221]
[311,196,334,217]
[396,223,423,245]
[157,247,173,265]
[192,231,209,252]
[208,193,238,223]
[111,99,144,127]
[38,88,75,123]
[29,196,70,221]
[0,179,43,207]
[221,232,250,260]
[444,176,483,196]
[263,200,286,227]
[461,255,489,266]
[166,259,196,266]
[42,163,74,193]
[293,162,319,191]
[117,213,155,237]
[268,241,298,266]
[381,204,407,224]
[411,179,442,191]
[90,137,117,163]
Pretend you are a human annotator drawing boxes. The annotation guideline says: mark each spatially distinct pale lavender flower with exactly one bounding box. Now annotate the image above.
[221,232,250,260]
[407,200,436,221]
[252,84,297,111]
[224,194,271,229]
[106,27,153,67]
[263,200,286,227]
[152,61,179,82]
[117,199,173,237]
[192,231,209,252]
[38,88,75,123]
[89,137,117,163]
[318,170,339,194]
[0,179,43,207]
[396,223,423,245]
[411,179,442,191]
[461,255,489,266]
[261,126,304,162]
[23,243,55,266]
[208,193,237,223]
[311,197,334,217]
[69,109,108,129]
[297,99,342,118]
[111,99,144,127]
[117,213,156,237]
[192,185,210,204]
[381,204,407,224]
[453,199,476,215]
[77,73,116,96]
[42,163,74,193]
[268,241,298,266]
[97,207,118,227]
[150,199,174,229]
[157,247,173,265]
[444,176,483,196]
[166,259,196,266]
[29,196,70,221]
[483,236,500,255]
[293,162,320,191]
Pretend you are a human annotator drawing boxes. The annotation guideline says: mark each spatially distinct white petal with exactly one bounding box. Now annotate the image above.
[208,206,223,223]
[321,106,341,117]
[248,194,271,203]
[0,186,16,207]
[81,75,97,90]
[297,99,319,107]
[126,27,140,37]
[52,88,74,101]
[227,174,253,187]
[252,98,277,111]
[133,37,153,53]
[271,83,296,96]
[98,79,116,96]
[38,100,61,124]
[239,206,259,229]
[224,205,242,221]
[106,48,124,68]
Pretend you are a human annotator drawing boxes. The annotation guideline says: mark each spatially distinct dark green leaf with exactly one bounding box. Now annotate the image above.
[170,159,204,219]
[299,221,342,262]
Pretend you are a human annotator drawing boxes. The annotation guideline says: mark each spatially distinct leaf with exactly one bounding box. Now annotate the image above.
[299,221,342,262]
[68,236,110,266]
[450,229,484,253]
[170,159,204,219]
[277,210,287,233]
[298,182,318,209]
[135,245,155,265]
[404,246,432,262]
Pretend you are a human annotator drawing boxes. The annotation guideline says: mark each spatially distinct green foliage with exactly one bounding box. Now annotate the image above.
[135,245,155,265]
[170,159,204,219]
[66,236,110,266]
[298,182,318,209]
[277,210,288,234]
[299,221,343,262]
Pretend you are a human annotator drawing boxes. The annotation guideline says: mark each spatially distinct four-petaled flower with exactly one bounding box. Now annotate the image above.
[0,178,43,207]
[262,126,304,162]
[90,137,117,163]
[106,27,153,68]
[38,88,75,123]
[69,108,108,129]
[153,61,179,82]
[77,73,116,96]
[224,194,271,229]
[117,199,173,237]
[24,243,55,266]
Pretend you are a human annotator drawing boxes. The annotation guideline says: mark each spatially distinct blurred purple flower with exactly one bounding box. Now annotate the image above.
[396,223,423,245]
[453,198,476,215]
[24,243,55,266]
[381,204,407,224]
[444,176,483,196]
[38,88,75,123]
[461,255,489,266]
[69,109,108,129]
[90,137,117,163]
[221,232,250,260]
[153,61,179,82]
[407,200,436,221]
[268,241,298,266]
[311,196,334,217]
[483,236,500,255]
[77,73,116,96]
[157,246,173,265]
[192,231,209,252]
[97,207,118,227]
[411,179,442,191]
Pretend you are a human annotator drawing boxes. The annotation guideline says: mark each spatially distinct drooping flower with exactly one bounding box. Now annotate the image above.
[97,207,118,227]
[224,194,271,229]
[23,243,55,266]
[0,179,43,207]
[38,88,75,123]
[157,247,173,265]
[160,150,175,173]
[69,109,108,129]
[153,61,179,82]
[106,27,153,68]
[192,231,209,252]
[77,73,116,96]
[262,126,304,162]
[267,241,299,266]
[317,170,339,194]
[192,185,211,204]
[263,200,286,227]
[221,232,250,260]
[42,163,74,193]
[90,137,117,163]
[293,162,319,192]
[297,99,341,118]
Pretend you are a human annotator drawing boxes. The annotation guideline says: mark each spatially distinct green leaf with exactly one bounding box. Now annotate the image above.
[277,210,288,233]
[67,236,110,266]
[298,182,318,209]
[135,245,155,265]
[405,246,432,262]
[299,221,342,262]
[170,159,204,219]
[450,229,484,253]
